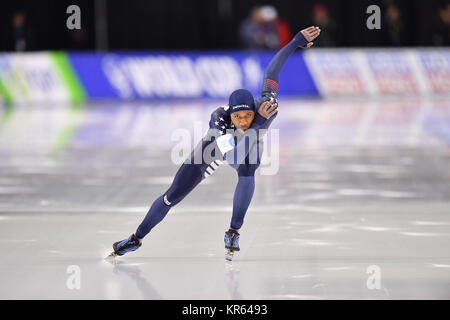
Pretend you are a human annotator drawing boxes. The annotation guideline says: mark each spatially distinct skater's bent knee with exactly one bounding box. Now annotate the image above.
[162,194,175,206]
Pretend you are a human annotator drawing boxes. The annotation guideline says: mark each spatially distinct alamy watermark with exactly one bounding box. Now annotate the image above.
[66,5,81,30]
[171,122,279,176]
[366,5,381,30]
[366,265,381,290]
[66,265,81,290]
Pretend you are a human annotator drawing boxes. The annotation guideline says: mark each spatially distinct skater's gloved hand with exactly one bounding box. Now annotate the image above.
[294,26,321,48]
[257,98,278,119]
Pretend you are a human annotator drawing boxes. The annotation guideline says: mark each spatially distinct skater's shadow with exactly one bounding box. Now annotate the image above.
[107,259,163,299]
[224,262,243,299]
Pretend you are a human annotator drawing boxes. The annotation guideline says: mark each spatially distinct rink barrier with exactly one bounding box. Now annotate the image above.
[67,51,318,100]
[0,52,86,105]
[303,48,450,96]
[0,49,449,104]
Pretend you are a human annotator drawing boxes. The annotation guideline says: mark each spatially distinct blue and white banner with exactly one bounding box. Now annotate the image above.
[303,50,368,95]
[68,51,318,100]
[418,49,450,94]
[366,50,421,94]
[304,48,450,96]
[2,49,447,103]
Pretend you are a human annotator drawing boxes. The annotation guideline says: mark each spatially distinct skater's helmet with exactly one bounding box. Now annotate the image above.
[228,89,256,115]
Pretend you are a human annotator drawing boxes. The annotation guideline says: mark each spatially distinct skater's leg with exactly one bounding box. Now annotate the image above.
[135,195,171,239]
[230,176,255,230]
[224,163,258,260]
[136,164,204,239]
[230,164,258,230]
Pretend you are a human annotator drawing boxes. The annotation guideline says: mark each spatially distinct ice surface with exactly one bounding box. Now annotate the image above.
[0,96,449,299]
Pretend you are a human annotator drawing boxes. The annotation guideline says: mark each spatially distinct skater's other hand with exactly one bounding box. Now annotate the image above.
[258,99,278,119]
[300,26,321,48]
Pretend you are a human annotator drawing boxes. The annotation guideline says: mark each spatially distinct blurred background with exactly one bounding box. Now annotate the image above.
[0,0,449,299]
[1,0,449,51]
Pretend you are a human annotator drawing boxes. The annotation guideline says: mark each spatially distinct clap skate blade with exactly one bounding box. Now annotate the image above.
[105,252,117,259]
[225,250,234,261]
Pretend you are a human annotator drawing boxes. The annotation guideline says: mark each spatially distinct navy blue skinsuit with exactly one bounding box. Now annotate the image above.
[135,31,310,238]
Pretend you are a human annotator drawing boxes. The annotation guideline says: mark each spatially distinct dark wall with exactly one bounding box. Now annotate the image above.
[1,0,95,51]
[0,0,448,51]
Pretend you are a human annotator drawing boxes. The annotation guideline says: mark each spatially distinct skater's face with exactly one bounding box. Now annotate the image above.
[231,110,255,132]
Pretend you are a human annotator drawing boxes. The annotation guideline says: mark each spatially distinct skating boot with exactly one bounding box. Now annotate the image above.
[224,229,240,261]
[106,234,142,258]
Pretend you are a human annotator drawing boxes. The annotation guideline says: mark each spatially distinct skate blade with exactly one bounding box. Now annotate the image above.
[225,251,234,261]
[105,252,117,260]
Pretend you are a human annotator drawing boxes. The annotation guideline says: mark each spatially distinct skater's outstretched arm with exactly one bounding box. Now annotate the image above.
[222,27,321,168]
[212,27,322,168]
[253,26,321,132]
[260,26,321,97]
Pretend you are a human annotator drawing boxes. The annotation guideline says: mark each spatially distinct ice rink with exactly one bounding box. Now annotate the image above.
[0,96,449,299]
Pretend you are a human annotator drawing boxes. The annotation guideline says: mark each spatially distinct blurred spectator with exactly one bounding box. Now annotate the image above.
[384,3,405,46]
[431,3,450,46]
[239,6,292,49]
[11,11,28,51]
[311,4,337,46]
[275,12,293,48]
